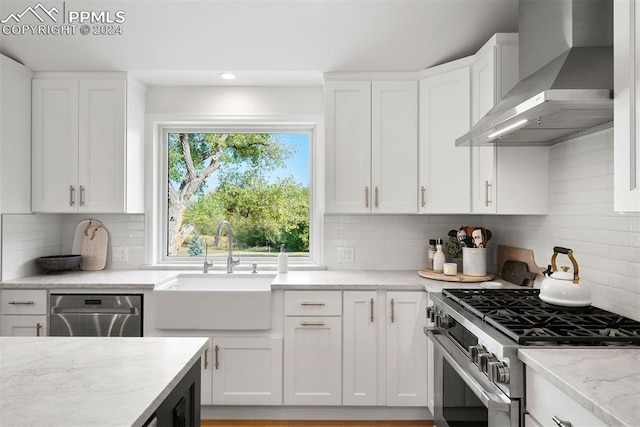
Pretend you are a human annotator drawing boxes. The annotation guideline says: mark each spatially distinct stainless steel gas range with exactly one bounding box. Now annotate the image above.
[426,288,640,427]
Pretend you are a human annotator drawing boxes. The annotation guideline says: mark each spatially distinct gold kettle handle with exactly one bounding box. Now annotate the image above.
[550,246,580,284]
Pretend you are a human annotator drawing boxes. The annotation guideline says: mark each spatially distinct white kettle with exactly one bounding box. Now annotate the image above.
[539,247,591,307]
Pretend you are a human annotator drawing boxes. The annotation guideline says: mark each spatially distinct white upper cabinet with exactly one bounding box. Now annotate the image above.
[418,62,472,213]
[614,0,640,212]
[470,34,549,215]
[1,55,33,214]
[325,77,418,214]
[32,73,145,213]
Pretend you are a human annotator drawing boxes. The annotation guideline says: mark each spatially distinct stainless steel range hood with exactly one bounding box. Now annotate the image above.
[456,0,613,147]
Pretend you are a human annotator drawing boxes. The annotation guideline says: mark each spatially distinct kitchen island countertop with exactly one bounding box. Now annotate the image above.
[0,336,208,426]
[519,348,640,427]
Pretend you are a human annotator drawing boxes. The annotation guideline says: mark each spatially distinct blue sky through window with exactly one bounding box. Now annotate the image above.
[204,132,310,190]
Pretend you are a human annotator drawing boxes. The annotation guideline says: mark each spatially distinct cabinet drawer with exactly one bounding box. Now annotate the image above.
[525,366,605,427]
[284,291,342,316]
[2,290,48,315]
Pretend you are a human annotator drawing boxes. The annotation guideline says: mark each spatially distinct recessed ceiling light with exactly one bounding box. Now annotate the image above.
[219,73,237,80]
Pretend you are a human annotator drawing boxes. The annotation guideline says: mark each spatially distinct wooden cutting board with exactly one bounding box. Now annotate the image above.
[80,226,108,271]
[418,269,495,283]
[72,219,103,254]
[497,245,546,286]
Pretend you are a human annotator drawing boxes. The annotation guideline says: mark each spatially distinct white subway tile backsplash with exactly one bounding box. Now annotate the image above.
[1,213,145,280]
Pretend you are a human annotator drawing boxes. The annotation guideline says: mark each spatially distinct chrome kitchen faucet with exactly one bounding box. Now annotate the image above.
[213,220,240,273]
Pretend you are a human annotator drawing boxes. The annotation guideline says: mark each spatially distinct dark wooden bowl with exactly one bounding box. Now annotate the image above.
[36,255,82,272]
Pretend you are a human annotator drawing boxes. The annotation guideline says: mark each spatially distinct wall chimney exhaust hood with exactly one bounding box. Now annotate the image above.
[456,0,613,147]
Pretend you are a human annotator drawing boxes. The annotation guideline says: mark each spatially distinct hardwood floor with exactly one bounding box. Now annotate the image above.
[202,421,434,427]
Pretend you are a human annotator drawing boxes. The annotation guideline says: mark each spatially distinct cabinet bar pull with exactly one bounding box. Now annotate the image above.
[551,416,572,427]
[374,186,379,207]
[390,298,395,323]
[365,186,369,208]
[36,323,42,337]
[301,322,325,326]
[8,300,35,305]
[421,186,426,207]
[484,181,491,207]
[204,348,209,370]
[214,345,219,369]
[300,302,325,306]
[370,298,374,322]
[79,185,85,207]
[69,185,75,206]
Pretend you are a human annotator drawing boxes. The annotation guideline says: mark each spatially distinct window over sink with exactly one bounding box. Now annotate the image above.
[157,124,315,265]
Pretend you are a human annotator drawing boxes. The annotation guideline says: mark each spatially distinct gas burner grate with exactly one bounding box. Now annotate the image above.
[442,288,640,346]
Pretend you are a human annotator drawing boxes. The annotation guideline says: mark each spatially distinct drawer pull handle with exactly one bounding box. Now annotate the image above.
[365,186,369,208]
[36,323,42,337]
[204,348,209,370]
[8,301,35,305]
[551,416,572,427]
[370,298,374,322]
[69,185,75,206]
[484,181,492,207]
[374,186,379,208]
[390,298,395,323]
[301,302,325,307]
[301,322,325,326]
[214,345,219,370]
[421,186,426,207]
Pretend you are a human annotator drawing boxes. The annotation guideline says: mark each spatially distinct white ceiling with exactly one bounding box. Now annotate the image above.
[0,0,519,86]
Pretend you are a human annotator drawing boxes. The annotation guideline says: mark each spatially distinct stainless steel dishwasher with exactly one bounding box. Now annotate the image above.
[49,294,143,337]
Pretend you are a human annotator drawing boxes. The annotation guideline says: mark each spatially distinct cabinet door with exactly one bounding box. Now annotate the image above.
[211,337,283,405]
[32,79,79,212]
[371,81,418,213]
[386,292,427,406]
[1,58,32,214]
[343,291,378,406]
[1,315,47,336]
[283,316,342,405]
[418,67,471,213]
[325,80,372,213]
[78,80,126,212]
[201,339,213,405]
[471,45,499,214]
[614,0,640,212]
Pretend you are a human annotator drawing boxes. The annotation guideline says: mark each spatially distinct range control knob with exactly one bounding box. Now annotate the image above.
[488,361,510,384]
[478,352,498,374]
[438,314,454,329]
[468,345,486,363]
[427,306,439,323]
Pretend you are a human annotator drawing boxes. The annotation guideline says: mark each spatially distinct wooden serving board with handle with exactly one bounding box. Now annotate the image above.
[418,270,495,283]
[497,245,546,286]
[80,225,108,271]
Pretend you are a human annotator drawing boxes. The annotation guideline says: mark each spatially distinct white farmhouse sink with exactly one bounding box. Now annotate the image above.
[153,273,274,330]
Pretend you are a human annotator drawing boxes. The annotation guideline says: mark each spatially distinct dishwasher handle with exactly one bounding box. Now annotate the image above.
[51,307,138,315]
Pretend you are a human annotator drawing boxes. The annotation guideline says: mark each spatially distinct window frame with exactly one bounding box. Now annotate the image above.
[148,117,323,267]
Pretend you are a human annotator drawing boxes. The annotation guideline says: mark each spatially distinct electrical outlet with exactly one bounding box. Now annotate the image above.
[338,247,355,263]
[112,246,129,262]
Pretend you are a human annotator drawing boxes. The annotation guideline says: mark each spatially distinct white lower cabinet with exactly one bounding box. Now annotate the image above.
[342,291,379,405]
[525,366,605,427]
[342,291,428,407]
[283,316,342,405]
[385,292,428,406]
[1,315,47,336]
[209,337,283,405]
[1,289,48,337]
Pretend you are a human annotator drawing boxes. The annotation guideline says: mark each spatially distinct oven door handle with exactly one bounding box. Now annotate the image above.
[428,330,512,413]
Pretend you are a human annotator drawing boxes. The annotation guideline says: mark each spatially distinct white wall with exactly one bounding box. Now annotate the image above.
[146,86,323,116]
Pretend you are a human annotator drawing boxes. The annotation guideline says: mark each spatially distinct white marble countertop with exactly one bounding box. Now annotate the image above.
[1,268,502,291]
[0,336,209,427]
[519,348,640,427]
